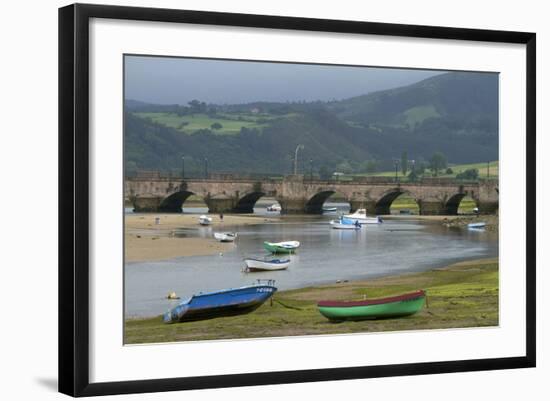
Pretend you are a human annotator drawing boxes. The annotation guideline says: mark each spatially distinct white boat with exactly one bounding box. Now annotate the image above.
[266,204,282,212]
[198,215,213,225]
[244,257,291,272]
[214,232,237,242]
[330,220,362,230]
[468,222,486,229]
[343,209,382,224]
[322,207,338,213]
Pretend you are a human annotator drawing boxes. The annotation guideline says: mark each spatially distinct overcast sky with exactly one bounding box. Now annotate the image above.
[124,55,444,105]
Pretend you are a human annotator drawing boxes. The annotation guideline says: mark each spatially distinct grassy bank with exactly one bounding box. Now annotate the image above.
[125,258,498,344]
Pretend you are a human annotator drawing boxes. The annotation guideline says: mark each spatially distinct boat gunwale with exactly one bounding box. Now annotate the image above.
[186,284,277,301]
[317,290,426,308]
[245,258,291,264]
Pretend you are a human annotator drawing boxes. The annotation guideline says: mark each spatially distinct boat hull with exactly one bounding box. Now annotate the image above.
[164,284,277,323]
[318,290,425,321]
[343,216,381,224]
[245,258,290,271]
[330,220,362,229]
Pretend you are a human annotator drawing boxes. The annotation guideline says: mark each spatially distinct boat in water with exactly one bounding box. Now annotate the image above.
[322,206,338,213]
[317,290,426,322]
[198,215,213,225]
[263,240,300,253]
[343,209,382,224]
[214,232,237,242]
[163,280,277,323]
[266,204,282,212]
[468,222,486,229]
[330,219,362,230]
[244,257,291,272]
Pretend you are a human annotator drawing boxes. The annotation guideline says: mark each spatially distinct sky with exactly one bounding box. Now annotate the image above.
[124,55,444,105]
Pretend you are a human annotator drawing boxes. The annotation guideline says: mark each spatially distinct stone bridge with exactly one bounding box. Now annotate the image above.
[125,173,499,215]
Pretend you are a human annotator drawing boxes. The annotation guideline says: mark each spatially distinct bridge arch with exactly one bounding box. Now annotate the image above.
[234,191,266,213]
[375,188,419,215]
[159,190,199,212]
[305,190,336,214]
[445,193,479,215]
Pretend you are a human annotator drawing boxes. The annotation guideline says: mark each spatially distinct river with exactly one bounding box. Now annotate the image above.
[124,202,498,318]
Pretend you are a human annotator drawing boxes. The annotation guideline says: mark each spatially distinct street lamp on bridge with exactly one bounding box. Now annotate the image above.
[204,157,208,179]
[294,144,304,175]
[181,156,185,179]
[394,159,400,182]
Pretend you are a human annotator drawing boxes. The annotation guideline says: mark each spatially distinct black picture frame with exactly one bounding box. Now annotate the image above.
[58,3,536,397]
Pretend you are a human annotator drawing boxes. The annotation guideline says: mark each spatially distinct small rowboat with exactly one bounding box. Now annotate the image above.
[163,280,277,323]
[263,240,300,254]
[214,232,237,242]
[198,215,212,225]
[244,257,290,272]
[468,222,486,229]
[317,290,426,322]
[266,204,282,212]
[330,219,362,229]
[322,206,338,213]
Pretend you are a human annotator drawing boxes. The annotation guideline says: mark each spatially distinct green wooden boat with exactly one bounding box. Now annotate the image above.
[317,290,426,322]
[263,241,300,254]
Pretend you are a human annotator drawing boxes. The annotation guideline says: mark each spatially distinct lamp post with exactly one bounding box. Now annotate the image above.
[309,159,313,181]
[294,144,304,175]
[394,159,400,182]
[181,156,185,179]
[204,157,208,179]
[487,161,490,179]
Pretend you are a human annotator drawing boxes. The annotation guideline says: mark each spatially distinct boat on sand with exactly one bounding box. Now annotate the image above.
[163,280,277,323]
[214,232,237,242]
[317,290,426,322]
[198,215,212,225]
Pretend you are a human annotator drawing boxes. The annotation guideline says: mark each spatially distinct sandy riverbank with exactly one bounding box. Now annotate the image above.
[125,213,279,262]
[125,257,499,344]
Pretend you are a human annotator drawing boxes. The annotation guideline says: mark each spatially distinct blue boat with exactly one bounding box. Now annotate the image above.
[163,280,277,323]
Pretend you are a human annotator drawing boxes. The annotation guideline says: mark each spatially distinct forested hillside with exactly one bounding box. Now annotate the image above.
[125,71,498,176]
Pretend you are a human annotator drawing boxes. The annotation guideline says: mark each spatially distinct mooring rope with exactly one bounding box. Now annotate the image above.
[273,298,303,311]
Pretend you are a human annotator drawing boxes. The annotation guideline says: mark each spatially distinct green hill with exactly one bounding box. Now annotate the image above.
[124,71,498,176]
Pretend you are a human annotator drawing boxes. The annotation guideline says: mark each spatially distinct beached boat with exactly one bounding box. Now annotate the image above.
[198,215,212,225]
[244,257,291,272]
[322,206,338,213]
[343,209,382,224]
[468,222,486,229]
[266,204,282,212]
[263,240,300,253]
[317,290,426,321]
[163,280,277,323]
[214,232,237,242]
[330,219,362,229]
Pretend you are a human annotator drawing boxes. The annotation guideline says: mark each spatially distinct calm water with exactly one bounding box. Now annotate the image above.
[125,204,498,318]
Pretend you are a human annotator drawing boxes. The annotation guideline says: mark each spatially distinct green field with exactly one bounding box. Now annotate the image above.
[403,105,440,128]
[360,161,499,180]
[390,194,477,214]
[125,258,498,344]
[135,112,270,135]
